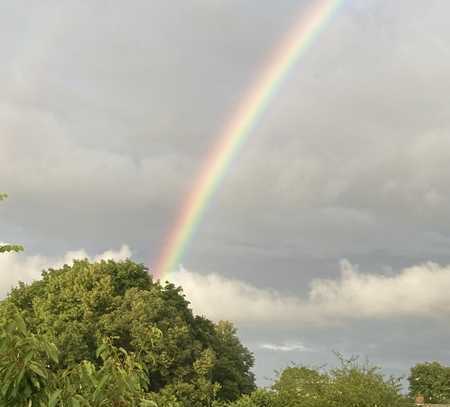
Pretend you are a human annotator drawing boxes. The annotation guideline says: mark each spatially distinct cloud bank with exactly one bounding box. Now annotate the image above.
[171,260,450,325]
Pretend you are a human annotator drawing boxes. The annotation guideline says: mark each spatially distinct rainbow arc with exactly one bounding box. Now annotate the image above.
[154,0,343,281]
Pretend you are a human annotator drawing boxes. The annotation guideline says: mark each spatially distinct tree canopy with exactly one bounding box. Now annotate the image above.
[0,259,255,406]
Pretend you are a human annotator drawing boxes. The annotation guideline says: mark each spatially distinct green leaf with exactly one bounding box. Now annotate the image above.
[140,400,159,407]
[14,314,27,335]
[96,342,108,358]
[45,342,59,364]
[29,363,47,379]
[48,389,62,407]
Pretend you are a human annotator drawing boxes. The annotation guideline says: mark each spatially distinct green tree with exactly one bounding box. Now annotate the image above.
[0,193,23,254]
[267,355,409,407]
[329,355,410,407]
[408,361,450,404]
[1,259,255,403]
[272,365,331,407]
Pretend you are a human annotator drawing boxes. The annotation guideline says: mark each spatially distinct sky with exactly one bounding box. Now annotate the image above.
[1,0,450,386]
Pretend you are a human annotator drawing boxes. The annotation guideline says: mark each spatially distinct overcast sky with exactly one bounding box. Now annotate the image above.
[1,0,450,385]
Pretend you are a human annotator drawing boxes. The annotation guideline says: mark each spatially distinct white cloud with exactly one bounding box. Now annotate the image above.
[171,260,450,326]
[93,245,132,262]
[260,342,312,352]
[0,244,131,298]
[171,266,313,324]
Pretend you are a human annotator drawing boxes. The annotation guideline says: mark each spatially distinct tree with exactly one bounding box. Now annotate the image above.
[0,193,23,254]
[266,355,410,407]
[272,365,331,407]
[409,361,450,404]
[329,355,410,407]
[1,259,255,404]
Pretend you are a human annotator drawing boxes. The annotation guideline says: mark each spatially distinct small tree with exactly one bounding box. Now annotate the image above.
[272,365,332,407]
[0,193,23,253]
[329,354,410,407]
[409,361,450,404]
[268,355,410,407]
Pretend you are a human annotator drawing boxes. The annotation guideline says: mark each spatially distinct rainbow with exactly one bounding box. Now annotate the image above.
[154,0,343,281]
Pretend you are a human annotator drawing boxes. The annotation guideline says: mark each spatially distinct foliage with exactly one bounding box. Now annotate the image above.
[0,310,156,406]
[232,355,411,407]
[212,321,256,400]
[0,308,58,406]
[272,365,331,407]
[0,259,255,404]
[0,193,24,253]
[408,361,450,404]
[54,338,152,406]
[223,388,277,407]
[328,354,410,407]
